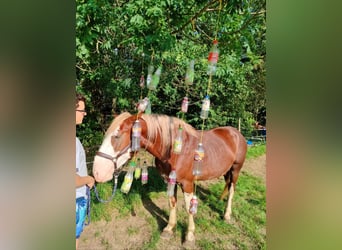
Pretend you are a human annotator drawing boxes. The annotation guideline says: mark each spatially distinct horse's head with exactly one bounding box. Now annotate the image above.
[92,112,136,182]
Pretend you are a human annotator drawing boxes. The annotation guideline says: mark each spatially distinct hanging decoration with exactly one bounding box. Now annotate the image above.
[146,64,154,90]
[134,158,142,180]
[207,40,219,75]
[141,160,148,185]
[167,170,177,197]
[189,195,199,215]
[120,160,136,194]
[123,2,224,212]
[137,97,150,113]
[185,59,195,85]
[192,142,204,176]
[149,66,162,91]
[173,125,183,154]
[131,120,141,151]
[189,0,223,215]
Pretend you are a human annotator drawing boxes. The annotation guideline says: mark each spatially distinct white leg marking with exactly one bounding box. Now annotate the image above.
[163,197,177,232]
[184,192,195,242]
[224,184,235,222]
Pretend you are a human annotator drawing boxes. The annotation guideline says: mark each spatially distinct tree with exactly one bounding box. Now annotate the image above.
[76,0,266,140]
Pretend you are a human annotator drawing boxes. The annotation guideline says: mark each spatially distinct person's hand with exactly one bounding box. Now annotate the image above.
[87,176,95,189]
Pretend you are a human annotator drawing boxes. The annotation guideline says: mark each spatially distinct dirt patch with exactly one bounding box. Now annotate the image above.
[78,155,266,250]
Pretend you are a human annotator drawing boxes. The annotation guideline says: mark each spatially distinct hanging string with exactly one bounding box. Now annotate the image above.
[202,0,223,126]
[206,0,222,96]
[214,0,223,41]
[194,0,223,201]
[146,47,155,100]
[140,46,145,100]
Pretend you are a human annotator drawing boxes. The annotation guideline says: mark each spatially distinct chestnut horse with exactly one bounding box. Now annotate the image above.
[92,112,247,247]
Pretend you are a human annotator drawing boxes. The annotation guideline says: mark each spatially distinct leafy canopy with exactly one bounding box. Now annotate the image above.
[76,0,266,140]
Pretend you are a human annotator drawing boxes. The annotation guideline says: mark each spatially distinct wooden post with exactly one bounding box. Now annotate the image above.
[238,118,241,132]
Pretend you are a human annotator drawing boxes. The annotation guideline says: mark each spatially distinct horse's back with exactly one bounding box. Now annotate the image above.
[208,126,247,162]
[210,126,245,143]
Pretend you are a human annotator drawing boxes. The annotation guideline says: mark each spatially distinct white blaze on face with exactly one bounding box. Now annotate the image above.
[92,127,132,183]
[92,132,115,183]
[111,127,132,169]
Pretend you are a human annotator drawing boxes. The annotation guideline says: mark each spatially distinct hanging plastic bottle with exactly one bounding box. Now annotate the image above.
[200,95,210,119]
[137,97,149,112]
[185,60,195,85]
[146,65,154,89]
[181,96,189,113]
[145,99,152,114]
[134,158,141,180]
[167,170,177,197]
[121,161,135,194]
[193,143,205,176]
[139,75,145,88]
[189,195,199,215]
[150,66,162,90]
[173,125,183,154]
[131,120,141,151]
[141,161,148,185]
[207,40,219,75]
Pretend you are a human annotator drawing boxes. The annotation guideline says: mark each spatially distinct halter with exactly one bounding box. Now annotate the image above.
[96,144,131,170]
[93,144,131,203]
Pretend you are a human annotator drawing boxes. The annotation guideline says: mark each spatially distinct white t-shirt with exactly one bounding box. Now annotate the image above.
[76,137,88,199]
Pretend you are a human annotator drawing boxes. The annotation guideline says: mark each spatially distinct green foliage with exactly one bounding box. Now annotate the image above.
[76,0,266,141]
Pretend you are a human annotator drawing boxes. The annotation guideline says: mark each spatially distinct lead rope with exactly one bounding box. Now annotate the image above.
[93,173,119,203]
[84,186,91,225]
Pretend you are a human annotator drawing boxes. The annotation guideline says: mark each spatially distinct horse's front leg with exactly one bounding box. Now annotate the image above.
[161,185,177,238]
[183,192,196,247]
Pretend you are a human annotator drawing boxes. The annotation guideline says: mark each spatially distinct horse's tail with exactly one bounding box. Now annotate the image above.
[220,168,233,200]
[237,127,248,160]
[220,128,247,200]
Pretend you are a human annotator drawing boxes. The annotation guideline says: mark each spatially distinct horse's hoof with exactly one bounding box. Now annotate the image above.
[160,230,173,239]
[224,216,234,224]
[182,239,195,249]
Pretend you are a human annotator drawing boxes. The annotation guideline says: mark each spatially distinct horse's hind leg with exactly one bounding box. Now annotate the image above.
[220,168,233,200]
[223,163,242,223]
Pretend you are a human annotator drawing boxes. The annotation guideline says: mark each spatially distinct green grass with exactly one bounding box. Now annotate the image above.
[187,171,266,249]
[246,143,266,159]
[88,146,266,249]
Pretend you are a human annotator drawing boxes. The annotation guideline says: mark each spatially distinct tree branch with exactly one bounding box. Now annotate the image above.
[171,0,219,35]
[225,8,266,36]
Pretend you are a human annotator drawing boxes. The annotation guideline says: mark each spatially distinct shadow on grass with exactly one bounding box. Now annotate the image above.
[196,184,227,219]
[138,167,169,232]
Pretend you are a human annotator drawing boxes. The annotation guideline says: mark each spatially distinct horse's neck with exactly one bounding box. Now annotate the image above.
[140,135,170,162]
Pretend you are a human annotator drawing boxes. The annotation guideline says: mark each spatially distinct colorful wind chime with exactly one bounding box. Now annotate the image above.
[120,51,162,194]
[137,50,162,114]
[178,1,222,215]
[121,1,223,202]
[166,36,220,214]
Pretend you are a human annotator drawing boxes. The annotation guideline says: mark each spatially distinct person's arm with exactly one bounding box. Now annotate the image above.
[76,174,95,189]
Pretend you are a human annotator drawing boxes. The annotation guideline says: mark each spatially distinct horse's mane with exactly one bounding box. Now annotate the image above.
[105,112,132,137]
[141,114,198,156]
[105,112,197,157]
